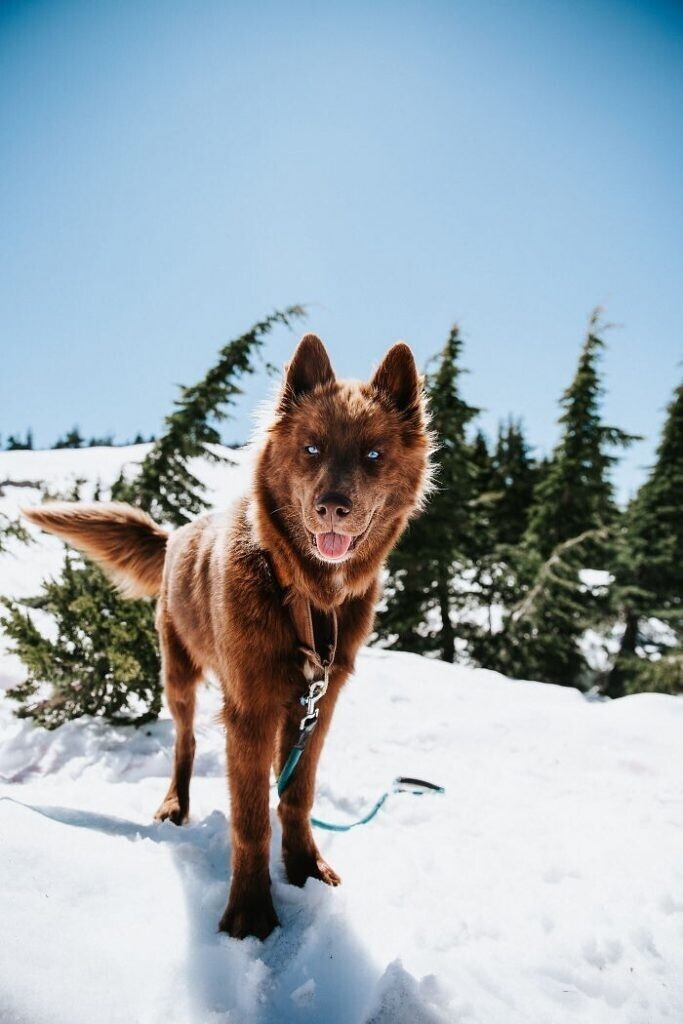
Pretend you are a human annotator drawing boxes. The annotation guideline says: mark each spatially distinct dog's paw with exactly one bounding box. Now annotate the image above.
[153,795,188,825]
[285,850,342,888]
[218,896,279,941]
[315,857,342,887]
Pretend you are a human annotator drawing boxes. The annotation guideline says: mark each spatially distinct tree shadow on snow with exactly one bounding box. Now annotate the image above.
[2,797,386,1024]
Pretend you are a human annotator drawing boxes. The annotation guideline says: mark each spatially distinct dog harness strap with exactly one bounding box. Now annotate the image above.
[262,550,338,795]
[286,591,337,678]
[261,549,337,676]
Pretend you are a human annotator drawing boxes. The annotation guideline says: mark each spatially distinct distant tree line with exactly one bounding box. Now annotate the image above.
[1,305,680,730]
[1,427,156,451]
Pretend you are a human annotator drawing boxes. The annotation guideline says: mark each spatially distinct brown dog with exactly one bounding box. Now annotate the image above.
[23,334,431,940]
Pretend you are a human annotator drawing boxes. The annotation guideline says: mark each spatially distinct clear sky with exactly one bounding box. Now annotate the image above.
[1,0,681,500]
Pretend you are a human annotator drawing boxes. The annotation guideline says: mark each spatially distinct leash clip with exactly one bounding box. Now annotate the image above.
[299,664,330,730]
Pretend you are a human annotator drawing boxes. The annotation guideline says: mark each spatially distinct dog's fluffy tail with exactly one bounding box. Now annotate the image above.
[22,502,169,598]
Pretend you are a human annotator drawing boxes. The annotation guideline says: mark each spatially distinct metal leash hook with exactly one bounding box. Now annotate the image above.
[277,664,331,797]
[299,663,329,731]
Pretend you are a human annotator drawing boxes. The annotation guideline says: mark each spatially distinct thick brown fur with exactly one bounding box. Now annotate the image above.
[23,334,431,941]
[22,502,168,597]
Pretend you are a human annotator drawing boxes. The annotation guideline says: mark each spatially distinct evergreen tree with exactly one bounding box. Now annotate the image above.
[5,430,33,451]
[471,430,495,495]
[112,307,305,525]
[492,418,537,546]
[376,325,479,662]
[4,555,160,728]
[606,377,683,697]
[473,311,634,690]
[0,513,31,555]
[3,306,305,727]
[525,310,636,560]
[493,527,608,687]
[53,426,85,449]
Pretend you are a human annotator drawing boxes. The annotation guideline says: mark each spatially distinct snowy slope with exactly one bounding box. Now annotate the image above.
[1,447,682,1024]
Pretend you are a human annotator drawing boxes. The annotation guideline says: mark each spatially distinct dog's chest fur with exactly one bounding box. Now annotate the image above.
[161,497,377,714]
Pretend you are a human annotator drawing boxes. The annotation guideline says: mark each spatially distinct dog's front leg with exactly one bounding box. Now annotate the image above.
[220,707,279,940]
[277,681,343,888]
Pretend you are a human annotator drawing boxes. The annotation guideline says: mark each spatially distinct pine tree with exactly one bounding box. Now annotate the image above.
[0,513,31,555]
[376,325,479,662]
[5,430,33,451]
[606,377,683,697]
[474,311,634,690]
[492,418,537,546]
[496,527,608,687]
[525,310,636,560]
[471,430,495,494]
[4,555,161,728]
[3,306,305,727]
[112,307,305,525]
[53,426,85,449]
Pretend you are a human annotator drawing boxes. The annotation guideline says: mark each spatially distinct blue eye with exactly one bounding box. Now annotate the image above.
[367,449,380,460]
[305,445,320,456]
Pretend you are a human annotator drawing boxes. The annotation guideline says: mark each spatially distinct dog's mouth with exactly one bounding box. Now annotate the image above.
[313,531,356,561]
[309,513,375,564]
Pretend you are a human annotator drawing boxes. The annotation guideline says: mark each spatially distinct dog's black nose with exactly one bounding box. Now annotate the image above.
[315,492,352,520]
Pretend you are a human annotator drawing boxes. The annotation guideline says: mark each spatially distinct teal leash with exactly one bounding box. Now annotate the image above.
[274,638,446,831]
[278,759,445,832]
[311,790,390,832]
[277,666,331,798]
[277,745,305,796]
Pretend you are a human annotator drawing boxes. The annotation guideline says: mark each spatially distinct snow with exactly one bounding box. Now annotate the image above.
[1,447,682,1024]
[579,569,613,591]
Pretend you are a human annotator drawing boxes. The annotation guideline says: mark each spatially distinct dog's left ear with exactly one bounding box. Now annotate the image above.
[371,343,423,421]
[279,334,335,412]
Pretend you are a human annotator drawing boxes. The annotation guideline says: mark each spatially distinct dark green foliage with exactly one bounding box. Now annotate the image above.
[112,306,305,526]
[53,426,85,449]
[481,311,636,690]
[4,430,33,450]
[3,554,161,729]
[0,513,31,555]
[525,310,636,560]
[380,311,644,692]
[469,430,501,558]
[4,307,305,727]
[618,650,682,696]
[491,418,538,546]
[471,430,495,495]
[605,378,683,697]
[485,529,607,687]
[624,378,683,616]
[377,326,480,662]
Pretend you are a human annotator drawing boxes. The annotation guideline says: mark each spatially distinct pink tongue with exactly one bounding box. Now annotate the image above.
[316,532,352,559]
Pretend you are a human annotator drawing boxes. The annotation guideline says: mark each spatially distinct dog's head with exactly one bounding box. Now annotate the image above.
[256,334,431,573]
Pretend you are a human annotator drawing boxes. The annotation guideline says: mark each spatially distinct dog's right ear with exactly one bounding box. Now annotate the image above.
[371,342,423,422]
[279,334,335,412]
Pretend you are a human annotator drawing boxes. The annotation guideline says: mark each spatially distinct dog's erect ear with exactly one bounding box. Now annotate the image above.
[371,343,422,420]
[279,334,335,411]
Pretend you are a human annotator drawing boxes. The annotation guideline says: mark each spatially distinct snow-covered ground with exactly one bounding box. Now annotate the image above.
[1,447,682,1024]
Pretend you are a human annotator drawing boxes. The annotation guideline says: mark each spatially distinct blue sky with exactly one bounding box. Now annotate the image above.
[1,0,681,500]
